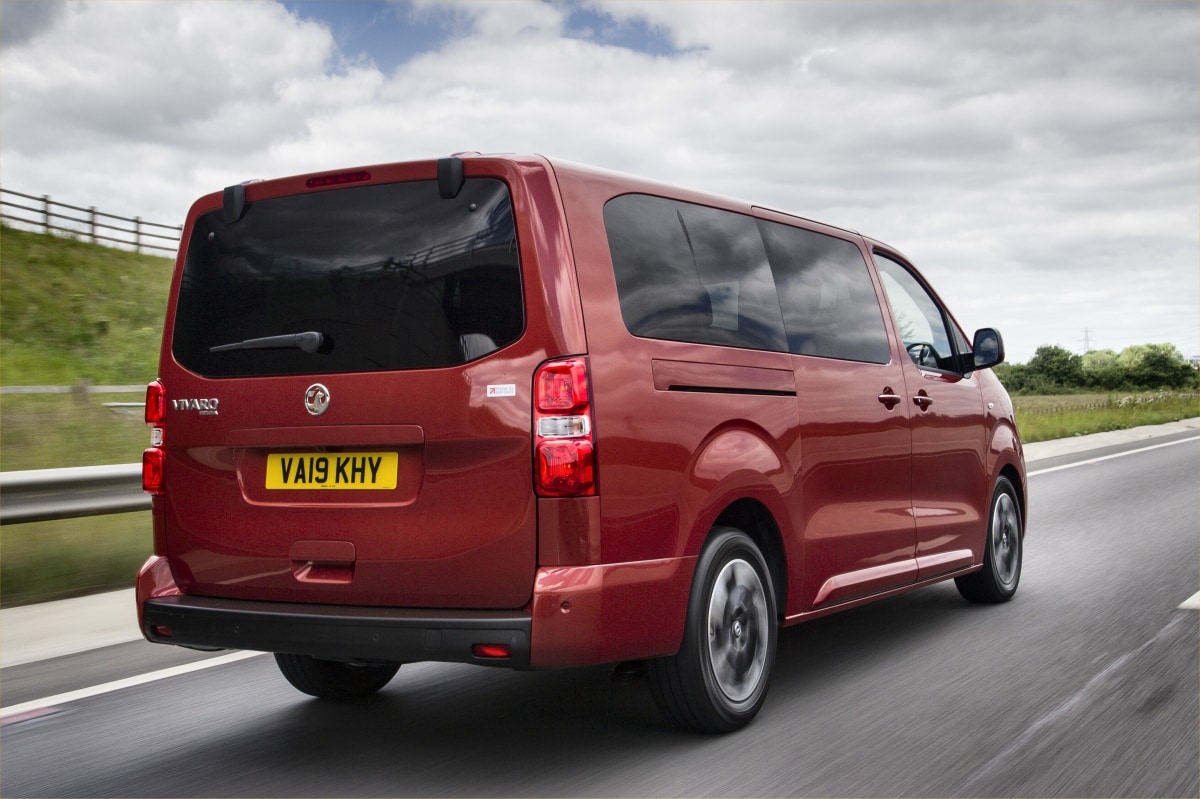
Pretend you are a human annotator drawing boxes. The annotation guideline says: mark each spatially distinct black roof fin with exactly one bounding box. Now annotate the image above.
[223,184,247,224]
[437,157,465,199]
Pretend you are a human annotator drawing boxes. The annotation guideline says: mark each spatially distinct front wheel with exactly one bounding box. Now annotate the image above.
[646,527,778,733]
[956,476,1023,603]
[274,653,400,699]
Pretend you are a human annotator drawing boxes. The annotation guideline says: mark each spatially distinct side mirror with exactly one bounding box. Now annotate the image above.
[972,327,1005,370]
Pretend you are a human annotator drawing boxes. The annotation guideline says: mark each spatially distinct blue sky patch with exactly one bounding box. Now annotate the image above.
[283,1,460,72]
[560,4,679,56]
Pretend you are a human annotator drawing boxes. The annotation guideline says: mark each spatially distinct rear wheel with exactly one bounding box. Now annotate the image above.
[646,527,778,733]
[956,476,1023,603]
[274,653,400,699]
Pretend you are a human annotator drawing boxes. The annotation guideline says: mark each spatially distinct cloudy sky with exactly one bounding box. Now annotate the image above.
[1,0,1197,362]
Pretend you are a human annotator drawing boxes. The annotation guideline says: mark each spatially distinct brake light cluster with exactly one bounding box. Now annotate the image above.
[143,379,166,495]
[534,358,596,497]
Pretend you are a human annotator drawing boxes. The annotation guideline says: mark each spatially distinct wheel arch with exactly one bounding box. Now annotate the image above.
[712,498,788,622]
[998,462,1027,538]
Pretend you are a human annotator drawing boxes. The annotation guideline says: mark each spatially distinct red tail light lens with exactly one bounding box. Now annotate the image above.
[145,379,165,425]
[537,359,589,412]
[143,447,165,495]
[534,358,596,497]
[537,439,595,496]
[144,379,165,494]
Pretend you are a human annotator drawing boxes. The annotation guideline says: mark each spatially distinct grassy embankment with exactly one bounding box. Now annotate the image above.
[1,226,1197,605]
[2,225,169,606]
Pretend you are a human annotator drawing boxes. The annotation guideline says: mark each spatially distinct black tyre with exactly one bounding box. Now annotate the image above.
[274,653,399,699]
[956,476,1023,603]
[646,527,778,733]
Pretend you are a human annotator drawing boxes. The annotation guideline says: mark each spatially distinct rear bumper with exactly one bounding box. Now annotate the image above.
[137,553,694,670]
[142,593,531,667]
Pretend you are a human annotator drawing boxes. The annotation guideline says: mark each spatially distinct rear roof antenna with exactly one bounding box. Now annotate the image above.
[437,157,465,199]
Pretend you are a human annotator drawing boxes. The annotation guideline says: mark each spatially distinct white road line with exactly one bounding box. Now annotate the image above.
[1179,592,1200,610]
[0,650,265,720]
[1028,435,1199,477]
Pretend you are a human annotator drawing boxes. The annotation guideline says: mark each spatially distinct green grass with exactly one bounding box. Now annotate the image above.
[1,225,171,386]
[0,393,153,607]
[1014,392,1200,443]
[1,512,152,607]
[1,392,150,471]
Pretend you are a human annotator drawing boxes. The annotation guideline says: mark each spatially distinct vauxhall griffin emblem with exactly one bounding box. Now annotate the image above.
[304,383,330,416]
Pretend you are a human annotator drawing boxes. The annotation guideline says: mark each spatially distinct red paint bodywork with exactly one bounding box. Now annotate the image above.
[138,154,1025,668]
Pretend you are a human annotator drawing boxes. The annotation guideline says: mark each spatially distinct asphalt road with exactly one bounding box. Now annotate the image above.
[2,430,1197,797]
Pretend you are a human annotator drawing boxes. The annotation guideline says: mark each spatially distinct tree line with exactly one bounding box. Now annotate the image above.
[994,343,1199,394]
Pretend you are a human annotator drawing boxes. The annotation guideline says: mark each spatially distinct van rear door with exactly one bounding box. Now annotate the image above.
[159,168,544,609]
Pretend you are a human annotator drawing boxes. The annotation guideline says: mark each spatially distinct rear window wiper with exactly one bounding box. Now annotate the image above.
[210,331,331,354]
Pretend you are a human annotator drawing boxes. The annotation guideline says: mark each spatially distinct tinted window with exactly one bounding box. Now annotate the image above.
[173,179,522,377]
[758,221,890,364]
[604,195,787,352]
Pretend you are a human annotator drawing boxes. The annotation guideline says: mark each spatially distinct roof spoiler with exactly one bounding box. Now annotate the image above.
[223,184,247,224]
[437,157,465,200]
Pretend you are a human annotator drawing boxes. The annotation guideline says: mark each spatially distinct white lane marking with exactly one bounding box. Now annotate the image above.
[1028,435,1199,477]
[1179,592,1200,610]
[0,650,265,720]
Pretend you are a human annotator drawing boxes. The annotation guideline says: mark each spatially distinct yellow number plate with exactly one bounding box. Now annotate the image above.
[266,452,398,490]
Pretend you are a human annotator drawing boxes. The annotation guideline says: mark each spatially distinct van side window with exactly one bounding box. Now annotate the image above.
[874,253,957,371]
[604,194,788,352]
[757,221,891,364]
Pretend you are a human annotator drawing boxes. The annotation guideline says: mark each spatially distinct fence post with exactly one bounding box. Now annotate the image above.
[41,194,51,234]
[134,216,142,253]
[89,206,97,243]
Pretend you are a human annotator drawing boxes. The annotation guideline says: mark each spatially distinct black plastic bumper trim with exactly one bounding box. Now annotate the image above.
[143,595,532,668]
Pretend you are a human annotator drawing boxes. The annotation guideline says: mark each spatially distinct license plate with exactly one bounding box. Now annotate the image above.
[266,452,398,490]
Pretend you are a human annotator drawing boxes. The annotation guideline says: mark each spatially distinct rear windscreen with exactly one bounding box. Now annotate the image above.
[172,179,523,378]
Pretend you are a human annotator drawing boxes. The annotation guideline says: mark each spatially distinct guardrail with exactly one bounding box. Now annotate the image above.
[0,187,181,255]
[0,464,148,525]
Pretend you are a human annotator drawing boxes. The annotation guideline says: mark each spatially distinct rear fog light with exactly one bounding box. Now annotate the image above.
[472,644,512,659]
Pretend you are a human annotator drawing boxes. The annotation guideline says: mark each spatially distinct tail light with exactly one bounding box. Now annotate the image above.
[534,357,596,497]
[143,379,165,495]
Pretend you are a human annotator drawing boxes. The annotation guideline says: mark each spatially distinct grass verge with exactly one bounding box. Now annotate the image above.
[1,512,151,607]
[1,392,149,471]
[1013,392,1200,443]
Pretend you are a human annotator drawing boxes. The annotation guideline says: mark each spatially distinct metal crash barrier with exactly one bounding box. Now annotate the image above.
[0,464,147,525]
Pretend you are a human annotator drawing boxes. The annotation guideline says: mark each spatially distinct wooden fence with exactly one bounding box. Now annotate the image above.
[0,187,181,255]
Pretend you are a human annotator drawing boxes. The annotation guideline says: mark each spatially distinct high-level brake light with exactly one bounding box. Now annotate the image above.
[305,171,371,188]
[534,358,596,497]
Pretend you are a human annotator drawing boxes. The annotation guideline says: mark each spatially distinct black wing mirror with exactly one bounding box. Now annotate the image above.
[972,327,1005,370]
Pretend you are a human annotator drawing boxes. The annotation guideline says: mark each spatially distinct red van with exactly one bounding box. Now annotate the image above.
[137,154,1025,732]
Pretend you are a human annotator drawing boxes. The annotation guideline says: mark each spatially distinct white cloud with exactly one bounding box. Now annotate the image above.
[1,0,1196,361]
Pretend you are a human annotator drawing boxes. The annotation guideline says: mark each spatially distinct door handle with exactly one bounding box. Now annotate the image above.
[913,393,934,409]
[878,390,903,408]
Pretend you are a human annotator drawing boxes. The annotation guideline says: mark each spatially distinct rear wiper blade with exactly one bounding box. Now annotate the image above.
[210,331,330,354]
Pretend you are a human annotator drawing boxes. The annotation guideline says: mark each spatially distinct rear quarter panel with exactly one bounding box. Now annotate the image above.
[548,163,802,572]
